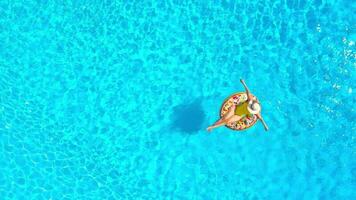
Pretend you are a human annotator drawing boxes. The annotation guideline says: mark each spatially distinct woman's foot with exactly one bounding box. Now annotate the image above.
[207,126,213,132]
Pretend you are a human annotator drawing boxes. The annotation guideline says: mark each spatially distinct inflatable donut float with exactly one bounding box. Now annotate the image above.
[220,92,258,131]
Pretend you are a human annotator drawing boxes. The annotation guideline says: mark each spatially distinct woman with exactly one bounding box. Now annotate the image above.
[207,79,269,132]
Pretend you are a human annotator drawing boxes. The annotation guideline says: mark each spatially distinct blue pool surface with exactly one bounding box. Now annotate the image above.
[0,0,355,199]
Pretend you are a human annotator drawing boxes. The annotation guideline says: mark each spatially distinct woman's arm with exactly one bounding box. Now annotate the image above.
[240,79,252,101]
[256,113,269,131]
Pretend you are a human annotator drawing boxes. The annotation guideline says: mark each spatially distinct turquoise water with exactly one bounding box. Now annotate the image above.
[0,0,355,199]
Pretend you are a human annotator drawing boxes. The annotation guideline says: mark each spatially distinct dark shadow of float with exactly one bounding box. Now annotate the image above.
[170,100,205,134]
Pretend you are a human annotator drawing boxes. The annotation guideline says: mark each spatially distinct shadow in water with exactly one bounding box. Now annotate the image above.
[171,100,206,134]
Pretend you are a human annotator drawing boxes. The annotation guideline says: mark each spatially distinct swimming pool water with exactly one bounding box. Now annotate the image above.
[0,0,355,199]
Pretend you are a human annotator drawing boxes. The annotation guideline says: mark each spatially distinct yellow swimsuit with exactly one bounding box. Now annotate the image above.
[234,101,250,118]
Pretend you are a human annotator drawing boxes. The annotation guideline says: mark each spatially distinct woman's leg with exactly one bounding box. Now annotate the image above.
[207,104,236,132]
[222,104,236,120]
[225,115,243,125]
[207,114,243,132]
[207,120,227,132]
